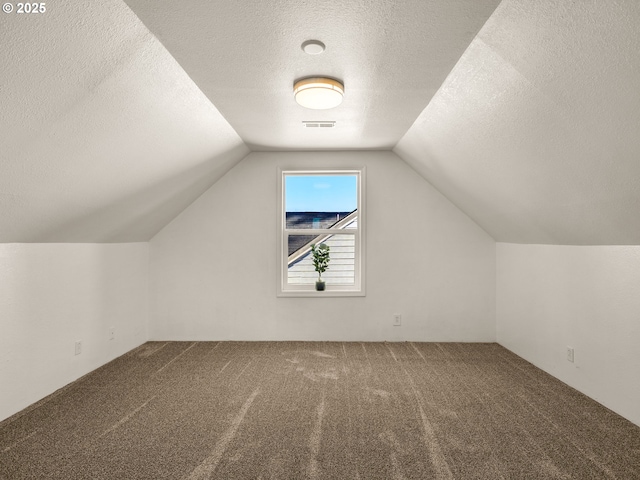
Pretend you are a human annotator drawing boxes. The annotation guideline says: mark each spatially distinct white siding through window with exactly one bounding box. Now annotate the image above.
[288,218,357,285]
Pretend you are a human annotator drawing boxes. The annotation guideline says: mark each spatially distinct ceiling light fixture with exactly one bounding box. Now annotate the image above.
[293,77,344,110]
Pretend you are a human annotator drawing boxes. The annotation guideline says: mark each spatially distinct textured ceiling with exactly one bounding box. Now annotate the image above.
[396,0,640,245]
[123,0,500,151]
[0,0,248,242]
[2,0,639,246]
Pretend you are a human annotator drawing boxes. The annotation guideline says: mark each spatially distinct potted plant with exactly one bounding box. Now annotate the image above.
[311,243,330,291]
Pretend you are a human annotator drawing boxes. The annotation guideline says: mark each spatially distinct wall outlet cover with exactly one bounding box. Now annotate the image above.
[567,346,574,363]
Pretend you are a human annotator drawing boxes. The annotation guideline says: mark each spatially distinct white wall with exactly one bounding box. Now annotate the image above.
[497,243,640,426]
[0,243,148,422]
[149,151,496,342]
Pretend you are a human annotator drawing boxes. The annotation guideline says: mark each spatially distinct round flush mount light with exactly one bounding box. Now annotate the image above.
[301,40,326,55]
[293,77,344,110]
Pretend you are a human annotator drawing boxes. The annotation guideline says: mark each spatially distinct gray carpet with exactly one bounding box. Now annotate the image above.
[1,342,639,479]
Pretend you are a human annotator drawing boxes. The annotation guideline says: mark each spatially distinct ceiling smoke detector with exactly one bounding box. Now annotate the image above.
[301,40,325,55]
[294,77,344,110]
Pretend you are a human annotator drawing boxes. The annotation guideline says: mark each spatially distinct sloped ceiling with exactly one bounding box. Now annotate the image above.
[0,0,249,242]
[123,0,500,151]
[2,0,639,245]
[395,0,640,245]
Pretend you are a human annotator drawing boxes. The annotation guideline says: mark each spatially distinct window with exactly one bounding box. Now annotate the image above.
[278,169,365,296]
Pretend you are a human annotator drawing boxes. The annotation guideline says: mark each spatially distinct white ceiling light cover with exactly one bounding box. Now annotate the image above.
[294,77,344,110]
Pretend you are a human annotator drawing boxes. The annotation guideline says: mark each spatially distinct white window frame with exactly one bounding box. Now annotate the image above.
[277,168,366,297]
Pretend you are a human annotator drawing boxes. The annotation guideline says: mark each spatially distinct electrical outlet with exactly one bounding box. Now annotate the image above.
[109,327,115,340]
[75,341,82,356]
[393,314,402,326]
[567,346,574,363]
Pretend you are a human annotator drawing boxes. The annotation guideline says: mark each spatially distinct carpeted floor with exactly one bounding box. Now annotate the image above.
[1,342,639,479]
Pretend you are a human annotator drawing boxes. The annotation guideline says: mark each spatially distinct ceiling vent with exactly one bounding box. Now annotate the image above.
[302,121,336,128]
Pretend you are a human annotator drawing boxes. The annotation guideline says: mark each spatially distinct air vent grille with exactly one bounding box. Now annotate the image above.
[302,121,336,128]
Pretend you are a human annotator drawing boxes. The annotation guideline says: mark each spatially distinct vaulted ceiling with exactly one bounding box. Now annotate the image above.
[1,0,639,245]
[123,0,499,151]
[396,0,640,245]
[0,0,249,242]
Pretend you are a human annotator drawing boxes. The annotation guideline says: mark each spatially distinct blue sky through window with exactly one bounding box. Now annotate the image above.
[285,175,357,212]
